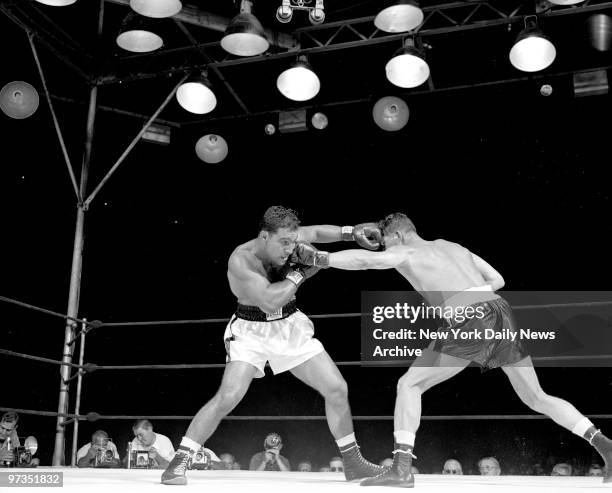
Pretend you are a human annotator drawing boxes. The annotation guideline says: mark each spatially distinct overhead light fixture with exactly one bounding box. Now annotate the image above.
[34,0,77,5]
[116,13,163,53]
[539,84,553,96]
[588,14,612,52]
[547,0,585,4]
[311,112,328,130]
[0,81,40,120]
[385,38,429,88]
[277,55,320,101]
[130,0,182,18]
[176,72,217,114]
[509,16,556,72]
[276,1,293,24]
[372,96,409,132]
[275,0,325,25]
[222,0,269,57]
[375,1,423,33]
[195,134,228,163]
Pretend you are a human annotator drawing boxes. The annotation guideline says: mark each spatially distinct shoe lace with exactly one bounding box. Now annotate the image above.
[173,452,190,475]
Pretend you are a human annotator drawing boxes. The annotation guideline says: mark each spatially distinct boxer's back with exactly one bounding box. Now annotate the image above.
[394,239,489,303]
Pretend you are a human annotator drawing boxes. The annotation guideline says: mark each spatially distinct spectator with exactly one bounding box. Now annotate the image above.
[587,464,604,477]
[443,459,463,475]
[531,462,545,475]
[249,433,290,472]
[319,466,331,472]
[76,430,120,468]
[478,457,501,476]
[412,466,420,474]
[0,412,20,466]
[297,461,312,472]
[329,456,344,473]
[128,419,175,469]
[219,453,235,470]
[551,463,572,476]
[380,458,394,468]
[232,461,242,470]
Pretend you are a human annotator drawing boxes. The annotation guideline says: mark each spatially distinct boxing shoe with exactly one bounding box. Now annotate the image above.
[340,442,385,481]
[589,429,612,483]
[360,444,414,488]
[161,450,190,485]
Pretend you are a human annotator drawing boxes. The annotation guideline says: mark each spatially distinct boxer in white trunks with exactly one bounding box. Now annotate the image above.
[162,206,383,485]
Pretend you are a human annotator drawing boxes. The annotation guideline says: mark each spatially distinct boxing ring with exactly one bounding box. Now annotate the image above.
[2,468,610,492]
[2,293,612,491]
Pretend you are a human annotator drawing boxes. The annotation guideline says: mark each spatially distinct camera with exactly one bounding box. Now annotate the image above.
[131,451,151,469]
[94,447,116,468]
[188,449,211,470]
[2,436,38,468]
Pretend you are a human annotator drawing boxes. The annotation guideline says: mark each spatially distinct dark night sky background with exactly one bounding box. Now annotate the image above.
[1,0,612,475]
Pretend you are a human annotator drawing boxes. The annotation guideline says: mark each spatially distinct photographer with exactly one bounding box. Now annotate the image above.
[127,420,174,470]
[0,412,20,466]
[76,430,120,468]
[249,433,290,472]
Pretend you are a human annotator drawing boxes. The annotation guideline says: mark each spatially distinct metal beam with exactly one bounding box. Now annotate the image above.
[50,94,182,128]
[82,74,189,209]
[29,34,81,202]
[104,0,298,50]
[0,4,93,83]
[98,0,612,86]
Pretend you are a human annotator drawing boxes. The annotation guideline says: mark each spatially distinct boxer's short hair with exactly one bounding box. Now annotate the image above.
[260,206,300,234]
[379,213,416,235]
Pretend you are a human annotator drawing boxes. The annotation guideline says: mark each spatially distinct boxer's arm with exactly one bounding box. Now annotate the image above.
[229,254,298,313]
[298,225,344,244]
[470,252,505,291]
[328,247,407,270]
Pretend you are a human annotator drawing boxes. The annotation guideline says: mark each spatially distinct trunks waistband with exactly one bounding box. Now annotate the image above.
[443,285,500,313]
[235,300,298,322]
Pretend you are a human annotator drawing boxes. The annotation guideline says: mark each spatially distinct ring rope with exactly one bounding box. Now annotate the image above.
[2,295,611,330]
[2,347,611,371]
[83,300,612,328]
[1,407,611,422]
[0,294,93,327]
[0,348,85,369]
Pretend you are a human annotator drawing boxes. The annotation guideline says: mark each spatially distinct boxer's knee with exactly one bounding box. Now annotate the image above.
[215,385,247,414]
[397,373,422,396]
[322,376,348,404]
[517,386,548,412]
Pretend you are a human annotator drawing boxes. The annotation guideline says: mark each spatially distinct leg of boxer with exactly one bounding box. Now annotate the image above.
[290,351,383,480]
[503,357,612,483]
[362,350,471,488]
[161,361,257,485]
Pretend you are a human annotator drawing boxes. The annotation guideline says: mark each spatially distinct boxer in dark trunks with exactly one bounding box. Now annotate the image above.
[292,212,612,487]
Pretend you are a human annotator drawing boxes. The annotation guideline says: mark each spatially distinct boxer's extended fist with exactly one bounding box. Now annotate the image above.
[353,222,383,250]
[291,242,330,268]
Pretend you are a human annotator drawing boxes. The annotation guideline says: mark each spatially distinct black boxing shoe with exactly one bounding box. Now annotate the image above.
[161,450,190,485]
[589,429,612,483]
[360,444,414,488]
[340,443,385,481]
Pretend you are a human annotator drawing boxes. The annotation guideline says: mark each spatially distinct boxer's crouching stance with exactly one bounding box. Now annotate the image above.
[161,206,383,485]
[292,213,612,487]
